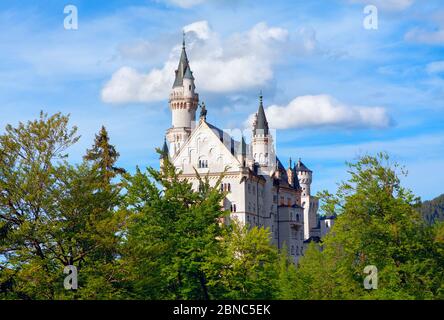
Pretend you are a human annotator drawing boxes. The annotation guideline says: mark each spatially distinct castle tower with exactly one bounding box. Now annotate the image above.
[252,93,274,171]
[296,158,312,197]
[296,158,316,239]
[166,34,199,156]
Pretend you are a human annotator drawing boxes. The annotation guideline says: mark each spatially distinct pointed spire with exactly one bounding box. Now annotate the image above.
[289,157,292,169]
[295,158,312,172]
[160,137,169,159]
[241,135,247,156]
[253,91,269,136]
[173,32,191,88]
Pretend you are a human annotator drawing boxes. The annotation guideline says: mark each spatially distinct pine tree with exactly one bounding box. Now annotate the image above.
[84,126,125,186]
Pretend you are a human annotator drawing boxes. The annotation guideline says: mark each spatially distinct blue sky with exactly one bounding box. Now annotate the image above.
[0,0,443,200]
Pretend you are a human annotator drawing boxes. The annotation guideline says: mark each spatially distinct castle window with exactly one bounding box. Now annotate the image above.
[291,246,295,256]
[296,246,299,256]
[189,85,191,91]
[198,159,208,168]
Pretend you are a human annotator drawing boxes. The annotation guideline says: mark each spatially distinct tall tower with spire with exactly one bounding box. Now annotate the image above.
[166,33,199,156]
[252,93,275,172]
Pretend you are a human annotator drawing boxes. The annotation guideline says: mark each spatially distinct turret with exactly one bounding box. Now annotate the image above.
[167,33,199,156]
[296,158,312,197]
[252,93,274,169]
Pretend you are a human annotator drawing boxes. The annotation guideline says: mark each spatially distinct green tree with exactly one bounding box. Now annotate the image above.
[84,126,125,186]
[120,154,288,300]
[0,113,126,300]
[291,153,444,300]
[205,221,281,300]
[120,155,229,300]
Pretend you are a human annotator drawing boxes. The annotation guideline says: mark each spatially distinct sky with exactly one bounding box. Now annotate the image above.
[0,0,443,200]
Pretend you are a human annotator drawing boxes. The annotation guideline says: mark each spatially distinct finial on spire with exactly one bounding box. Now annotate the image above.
[259,90,263,105]
[182,31,186,49]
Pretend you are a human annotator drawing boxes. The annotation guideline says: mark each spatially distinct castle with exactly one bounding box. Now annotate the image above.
[160,38,334,263]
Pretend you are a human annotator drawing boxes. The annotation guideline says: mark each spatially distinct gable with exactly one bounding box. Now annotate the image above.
[172,121,242,174]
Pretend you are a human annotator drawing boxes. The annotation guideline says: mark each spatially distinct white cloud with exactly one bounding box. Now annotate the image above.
[405,28,444,45]
[183,20,213,40]
[348,0,414,11]
[102,21,294,103]
[426,61,444,74]
[245,95,391,129]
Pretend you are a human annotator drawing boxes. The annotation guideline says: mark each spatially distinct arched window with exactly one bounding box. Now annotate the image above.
[296,246,299,256]
[291,246,295,256]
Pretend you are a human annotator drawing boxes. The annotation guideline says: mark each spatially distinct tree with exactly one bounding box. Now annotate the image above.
[120,153,288,300]
[84,126,125,186]
[205,221,281,300]
[0,113,126,299]
[120,155,229,300]
[291,153,444,300]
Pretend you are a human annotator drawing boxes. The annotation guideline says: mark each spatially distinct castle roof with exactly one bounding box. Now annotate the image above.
[295,158,312,172]
[183,65,194,80]
[160,137,169,159]
[253,94,269,136]
[173,36,192,88]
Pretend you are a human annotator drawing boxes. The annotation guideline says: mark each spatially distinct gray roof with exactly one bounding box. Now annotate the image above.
[160,138,169,159]
[295,159,312,172]
[184,66,194,80]
[240,136,247,156]
[253,94,269,136]
[173,42,192,88]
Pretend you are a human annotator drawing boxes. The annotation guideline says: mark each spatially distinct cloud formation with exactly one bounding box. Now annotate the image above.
[102,21,294,103]
[245,95,392,130]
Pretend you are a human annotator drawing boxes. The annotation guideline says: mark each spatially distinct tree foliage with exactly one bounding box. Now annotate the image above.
[289,153,444,300]
[0,113,126,299]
